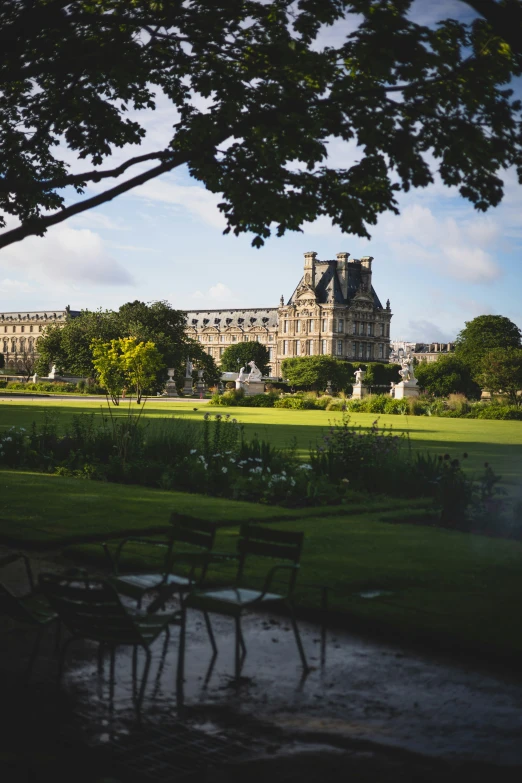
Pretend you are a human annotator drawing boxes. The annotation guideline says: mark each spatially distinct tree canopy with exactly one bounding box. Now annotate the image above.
[454,314,522,378]
[281,356,354,390]
[414,354,481,398]
[1,1,522,249]
[478,346,522,405]
[35,300,217,386]
[219,341,270,376]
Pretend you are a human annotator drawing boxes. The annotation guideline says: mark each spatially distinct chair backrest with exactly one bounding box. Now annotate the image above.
[0,583,41,626]
[169,513,217,550]
[39,573,144,645]
[236,524,304,592]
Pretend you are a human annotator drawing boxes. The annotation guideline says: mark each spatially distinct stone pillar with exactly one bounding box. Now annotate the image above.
[183,358,194,395]
[196,369,206,398]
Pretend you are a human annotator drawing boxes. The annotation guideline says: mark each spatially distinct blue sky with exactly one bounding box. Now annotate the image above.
[1,0,521,343]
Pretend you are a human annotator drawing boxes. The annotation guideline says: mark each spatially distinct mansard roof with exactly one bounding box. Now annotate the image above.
[288,259,383,309]
[184,308,278,330]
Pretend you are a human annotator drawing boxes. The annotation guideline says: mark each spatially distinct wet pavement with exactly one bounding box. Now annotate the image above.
[2,552,522,781]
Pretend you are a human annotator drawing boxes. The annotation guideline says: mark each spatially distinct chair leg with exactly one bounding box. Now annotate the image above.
[137,647,152,712]
[234,616,243,679]
[238,624,247,659]
[57,636,75,687]
[109,646,116,711]
[176,606,186,694]
[97,642,104,675]
[25,627,43,680]
[288,605,309,672]
[202,611,217,656]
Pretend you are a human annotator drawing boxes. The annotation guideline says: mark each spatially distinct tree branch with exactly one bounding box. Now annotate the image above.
[1,149,174,194]
[461,0,522,55]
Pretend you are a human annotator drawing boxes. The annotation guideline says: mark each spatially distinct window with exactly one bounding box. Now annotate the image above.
[3,326,6,333]
[359,322,365,335]
[321,339,327,354]
[268,334,274,341]
[21,325,25,333]
[39,326,42,332]
[296,340,301,356]
[309,319,314,332]
[352,341,357,358]
[367,323,373,336]
[219,347,224,357]
[368,343,374,358]
[207,347,212,355]
[220,335,225,342]
[332,319,337,333]
[2,340,7,353]
[283,320,288,333]
[386,324,390,337]
[208,335,213,342]
[321,318,327,331]
[359,342,364,359]
[338,319,344,332]
[296,320,301,333]
[337,340,343,356]
[352,322,357,335]
[197,335,202,341]
[12,326,16,332]
[30,325,33,332]
[283,340,289,355]
[380,323,384,337]
[378,344,384,359]
[231,335,236,342]
[308,340,314,356]
[268,347,274,361]
[243,335,249,341]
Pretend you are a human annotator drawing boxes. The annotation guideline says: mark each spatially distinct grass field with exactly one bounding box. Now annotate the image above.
[2,469,522,664]
[1,398,521,496]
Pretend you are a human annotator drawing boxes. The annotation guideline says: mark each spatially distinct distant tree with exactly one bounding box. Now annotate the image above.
[281,356,352,391]
[363,362,401,388]
[91,337,164,404]
[91,339,126,405]
[220,342,270,376]
[478,347,522,406]
[415,355,481,398]
[35,300,214,388]
[455,315,522,379]
[2,1,522,251]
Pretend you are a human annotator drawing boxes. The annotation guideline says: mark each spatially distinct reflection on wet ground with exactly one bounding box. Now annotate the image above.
[3,597,522,782]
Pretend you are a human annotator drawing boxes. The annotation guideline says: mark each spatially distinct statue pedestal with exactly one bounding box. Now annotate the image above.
[393,381,419,400]
[352,382,369,399]
[183,378,194,396]
[164,369,178,397]
[240,380,265,397]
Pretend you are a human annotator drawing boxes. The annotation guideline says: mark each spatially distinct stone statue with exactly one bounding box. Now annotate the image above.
[399,354,415,384]
[237,365,248,383]
[354,367,365,384]
[185,358,193,377]
[247,361,263,382]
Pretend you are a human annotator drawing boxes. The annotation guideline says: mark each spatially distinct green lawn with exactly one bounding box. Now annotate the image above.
[1,398,521,495]
[2,469,522,664]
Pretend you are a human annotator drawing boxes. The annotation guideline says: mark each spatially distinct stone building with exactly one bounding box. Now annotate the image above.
[0,307,79,370]
[185,252,392,377]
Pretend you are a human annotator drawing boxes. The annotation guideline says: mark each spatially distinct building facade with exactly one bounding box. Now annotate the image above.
[185,252,392,377]
[390,341,456,365]
[0,307,79,370]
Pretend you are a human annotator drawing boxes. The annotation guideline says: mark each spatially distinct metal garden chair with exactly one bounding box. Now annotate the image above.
[39,573,182,709]
[104,513,220,609]
[180,524,309,679]
[0,552,58,677]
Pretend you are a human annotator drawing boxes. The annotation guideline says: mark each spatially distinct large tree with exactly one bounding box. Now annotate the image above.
[415,354,481,398]
[219,342,270,376]
[478,346,522,405]
[281,356,353,390]
[454,314,521,378]
[1,1,522,250]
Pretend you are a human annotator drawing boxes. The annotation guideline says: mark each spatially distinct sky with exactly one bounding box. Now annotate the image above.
[1,0,521,344]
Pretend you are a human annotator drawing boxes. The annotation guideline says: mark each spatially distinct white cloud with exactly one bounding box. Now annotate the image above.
[132,176,226,229]
[190,282,237,306]
[0,278,34,294]
[0,224,134,286]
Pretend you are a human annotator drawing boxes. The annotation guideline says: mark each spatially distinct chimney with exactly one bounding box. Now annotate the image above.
[336,252,350,301]
[303,251,317,288]
[360,256,373,292]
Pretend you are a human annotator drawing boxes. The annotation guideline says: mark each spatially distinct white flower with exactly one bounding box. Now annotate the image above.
[229,458,235,464]
[222,467,228,474]
[281,470,286,476]
[290,478,296,487]
[299,464,313,470]
[198,455,206,463]
[19,427,26,432]
[255,458,262,463]
[190,449,197,455]
[213,453,221,458]
[4,437,11,442]
[225,450,233,455]
[266,467,271,473]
